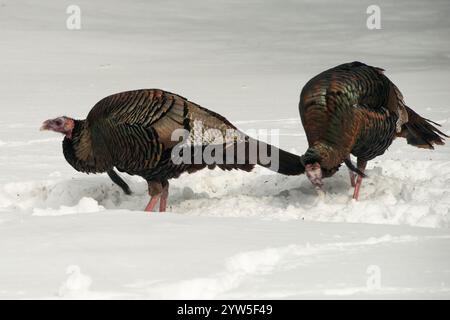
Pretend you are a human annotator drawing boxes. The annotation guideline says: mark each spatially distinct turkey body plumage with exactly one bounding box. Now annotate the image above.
[57,89,303,211]
[299,61,447,199]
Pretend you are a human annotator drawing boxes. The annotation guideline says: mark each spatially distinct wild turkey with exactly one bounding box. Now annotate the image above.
[299,61,448,199]
[41,89,303,212]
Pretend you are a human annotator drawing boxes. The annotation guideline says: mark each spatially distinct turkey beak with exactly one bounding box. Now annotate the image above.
[40,120,51,131]
[40,117,74,136]
[40,119,61,132]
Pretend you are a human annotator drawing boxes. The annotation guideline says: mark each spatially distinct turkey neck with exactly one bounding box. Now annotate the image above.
[62,119,112,174]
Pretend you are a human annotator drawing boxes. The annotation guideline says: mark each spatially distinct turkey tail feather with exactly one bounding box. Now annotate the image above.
[400,106,448,149]
[245,137,305,175]
[184,137,305,175]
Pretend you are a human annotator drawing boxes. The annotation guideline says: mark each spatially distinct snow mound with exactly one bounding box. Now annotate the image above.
[33,197,105,216]
[0,157,449,227]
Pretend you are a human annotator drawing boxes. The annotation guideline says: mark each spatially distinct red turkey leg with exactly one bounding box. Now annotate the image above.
[352,159,367,200]
[146,181,166,213]
[349,170,356,187]
[344,157,358,187]
[159,185,169,212]
[352,175,363,200]
[145,196,160,212]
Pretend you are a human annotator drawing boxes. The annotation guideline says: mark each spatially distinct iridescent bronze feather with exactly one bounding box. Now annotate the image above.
[43,89,304,212]
[299,61,448,199]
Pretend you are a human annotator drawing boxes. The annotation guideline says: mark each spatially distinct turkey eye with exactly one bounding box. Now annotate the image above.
[55,120,62,125]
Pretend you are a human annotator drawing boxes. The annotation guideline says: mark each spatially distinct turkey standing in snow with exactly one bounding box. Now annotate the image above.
[41,89,303,212]
[299,61,448,200]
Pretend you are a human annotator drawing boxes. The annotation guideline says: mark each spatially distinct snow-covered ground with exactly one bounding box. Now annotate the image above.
[1,0,449,299]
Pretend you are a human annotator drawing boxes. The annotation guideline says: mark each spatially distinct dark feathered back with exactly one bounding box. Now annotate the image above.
[63,89,305,188]
[298,61,447,173]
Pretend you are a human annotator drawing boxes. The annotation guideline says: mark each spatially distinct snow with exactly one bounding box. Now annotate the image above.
[1,0,450,299]
[58,265,93,298]
[2,213,450,299]
[33,197,105,216]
